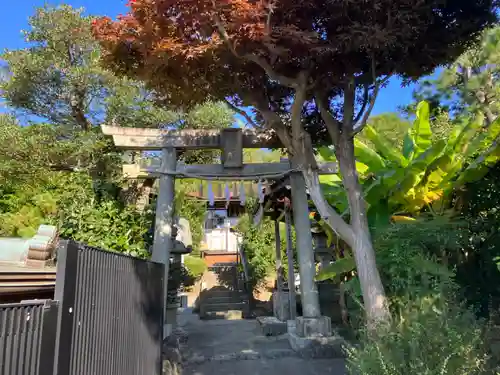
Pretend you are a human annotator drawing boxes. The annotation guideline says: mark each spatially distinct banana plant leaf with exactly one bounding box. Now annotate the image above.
[363,125,408,167]
[452,114,484,154]
[464,117,500,159]
[392,140,447,198]
[367,198,391,231]
[318,146,336,161]
[315,256,356,282]
[344,277,362,298]
[453,139,500,187]
[354,138,386,172]
[403,101,433,159]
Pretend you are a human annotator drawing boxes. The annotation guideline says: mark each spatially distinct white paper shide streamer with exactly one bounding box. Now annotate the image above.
[239,181,246,206]
[207,181,215,206]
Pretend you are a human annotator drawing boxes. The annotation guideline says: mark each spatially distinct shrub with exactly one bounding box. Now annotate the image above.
[374,220,462,311]
[183,255,207,280]
[346,220,491,375]
[346,298,489,375]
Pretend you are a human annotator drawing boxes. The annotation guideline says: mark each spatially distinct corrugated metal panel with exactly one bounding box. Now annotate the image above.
[60,242,164,375]
[0,301,48,375]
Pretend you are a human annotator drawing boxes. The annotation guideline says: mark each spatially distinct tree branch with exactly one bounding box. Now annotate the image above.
[212,10,300,89]
[290,72,308,139]
[244,53,298,88]
[302,168,355,248]
[352,75,391,135]
[248,93,293,151]
[265,1,275,36]
[353,84,369,124]
[314,90,341,145]
[224,98,260,128]
[352,57,392,135]
[343,76,356,133]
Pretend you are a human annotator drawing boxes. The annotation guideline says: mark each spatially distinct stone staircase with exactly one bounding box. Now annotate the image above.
[199,288,249,320]
[198,267,250,320]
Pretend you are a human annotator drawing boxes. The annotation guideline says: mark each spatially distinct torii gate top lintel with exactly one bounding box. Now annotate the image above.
[101,125,338,180]
[101,125,281,152]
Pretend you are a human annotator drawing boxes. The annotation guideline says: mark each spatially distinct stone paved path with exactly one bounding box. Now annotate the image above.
[177,309,346,375]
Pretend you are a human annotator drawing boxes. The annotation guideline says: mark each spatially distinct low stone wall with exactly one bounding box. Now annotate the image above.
[162,328,188,375]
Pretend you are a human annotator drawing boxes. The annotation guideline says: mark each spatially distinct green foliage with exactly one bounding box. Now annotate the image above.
[358,113,411,151]
[236,213,277,289]
[174,180,208,256]
[183,255,207,279]
[0,4,234,132]
[460,162,500,317]
[1,5,103,129]
[0,167,151,255]
[346,299,489,375]
[320,102,500,225]
[346,220,490,375]
[235,198,295,289]
[316,256,356,282]
[374,221,461,307]
[408,25,500,123]
[0,5,237,261]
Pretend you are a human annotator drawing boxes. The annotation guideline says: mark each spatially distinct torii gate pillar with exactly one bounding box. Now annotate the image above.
[150,147,177,329]
[289,169,333,342]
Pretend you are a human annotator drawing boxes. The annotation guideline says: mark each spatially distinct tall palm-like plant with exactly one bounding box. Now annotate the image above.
[319,101,500,225]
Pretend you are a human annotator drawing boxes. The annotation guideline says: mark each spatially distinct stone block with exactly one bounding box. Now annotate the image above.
[287,329,346,358]
[166,306,178,329]
[295,316,332,337]
[256,316,288,336]
[287,319,345,358]
[163,324,173,339]
[272,291,291,321]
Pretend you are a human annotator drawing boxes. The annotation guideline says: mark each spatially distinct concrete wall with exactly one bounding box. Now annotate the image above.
[203,229,241,253]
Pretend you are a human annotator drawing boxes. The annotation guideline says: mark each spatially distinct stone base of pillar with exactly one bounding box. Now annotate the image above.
[287,316,345,358]
[296,316,332,337]
[272,290,291,321]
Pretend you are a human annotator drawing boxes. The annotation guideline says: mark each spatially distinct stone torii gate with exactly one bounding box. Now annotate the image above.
[102,125,339,345]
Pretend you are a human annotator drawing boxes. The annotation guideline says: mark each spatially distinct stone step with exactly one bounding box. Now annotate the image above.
[199,310,244,320]
[201,301,247,313]
[201,288,244,296]
[202,296,243,305]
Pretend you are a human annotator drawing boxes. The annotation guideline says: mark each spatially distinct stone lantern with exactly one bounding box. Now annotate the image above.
[311,231,334,271]
[166,217,193,335]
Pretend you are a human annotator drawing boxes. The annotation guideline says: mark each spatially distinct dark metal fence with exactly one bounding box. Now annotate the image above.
[0,240,165,375]
[0,300,58,375]
[54,241,164,375]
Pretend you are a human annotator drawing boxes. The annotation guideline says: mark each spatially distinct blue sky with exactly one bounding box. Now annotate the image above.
[0,1,420,117]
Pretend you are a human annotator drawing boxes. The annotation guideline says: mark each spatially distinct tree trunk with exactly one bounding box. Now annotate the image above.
[70,87,91,131]
[335,134,391,327]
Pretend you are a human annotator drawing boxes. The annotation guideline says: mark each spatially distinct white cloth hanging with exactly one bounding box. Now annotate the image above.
[207,182,215,207]
[239,181,246,206]
[225,182,231,209]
